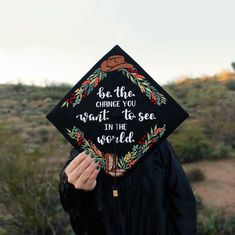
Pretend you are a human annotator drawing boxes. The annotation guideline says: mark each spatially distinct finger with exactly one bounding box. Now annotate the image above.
[84,164,100,186]
[83,179,97,191]
[65,151,87,174]
[79,161,97,185]
[75,164,100,190]
[68,156,93,183]
[74,164,100,190]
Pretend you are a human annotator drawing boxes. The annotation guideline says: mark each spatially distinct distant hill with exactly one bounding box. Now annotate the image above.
[0,71,234,163]
[0,72,234,234]
[165,71,235,162]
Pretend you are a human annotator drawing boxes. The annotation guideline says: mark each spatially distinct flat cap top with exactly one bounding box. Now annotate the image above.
[46,45,189,177]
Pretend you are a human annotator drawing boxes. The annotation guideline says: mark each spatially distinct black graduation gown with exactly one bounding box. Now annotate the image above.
[59,140,197,235]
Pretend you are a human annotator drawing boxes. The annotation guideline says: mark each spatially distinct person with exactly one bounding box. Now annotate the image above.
[59,139,197,235]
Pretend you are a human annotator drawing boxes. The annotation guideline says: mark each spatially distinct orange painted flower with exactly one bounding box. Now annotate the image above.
[75,88,82,94]
[128,159,138,167]
[92,143,100,156]
[151,93,156,101]
[82,80,90,85]
[94,77,100,87]
[134,73,145,79]
[154,127,164,135]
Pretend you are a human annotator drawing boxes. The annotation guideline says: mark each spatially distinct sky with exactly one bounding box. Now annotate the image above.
[0,0,234,86]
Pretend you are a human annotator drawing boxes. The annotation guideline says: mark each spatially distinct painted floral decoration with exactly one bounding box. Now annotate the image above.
[62,57,167,175]
[66,124,166,172]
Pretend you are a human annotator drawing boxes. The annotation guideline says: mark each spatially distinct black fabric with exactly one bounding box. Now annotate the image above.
[47,45,189,176]
[59,140,197,235]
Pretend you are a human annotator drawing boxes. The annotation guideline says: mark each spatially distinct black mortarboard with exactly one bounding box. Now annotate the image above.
[46,45,189,177]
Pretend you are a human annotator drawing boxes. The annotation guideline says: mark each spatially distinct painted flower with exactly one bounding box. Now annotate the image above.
[92,143,99,155]
[124,152,132,162]
[154,127,164,135]
[82,80,90,85]
[94,77,100,87]
[77,131,81,139]
[128,68,138,73]
[128,159,138,167]
[82,91,88,97]
[75,88,82,94]
[77,137,83,146]
[134,73,145,79]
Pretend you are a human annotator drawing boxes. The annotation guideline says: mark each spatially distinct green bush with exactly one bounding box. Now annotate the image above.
[195,194,204,211]
[38,127,50,143]
[41,83,72,101]
[223,216,235,235]
[169,121,211,163]
[211,143,232,160]
[231,62,235,71]
[225,79,235,91]
[10,82,26,92]
[187,168,205,182]
[0,127,72,235]
[198,208,235,235]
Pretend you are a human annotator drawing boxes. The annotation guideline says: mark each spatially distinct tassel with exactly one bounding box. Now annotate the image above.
[113,189,118,197]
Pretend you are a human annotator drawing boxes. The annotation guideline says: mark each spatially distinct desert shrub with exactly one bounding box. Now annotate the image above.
[38,127,50,143]
[198,208,235,235]
[223,216,235,235]
[187,168,205,182]
[198,208,223,235]
[225,79,235,91]
[231,62,235,71]
[211,143,232,159]
[169,121,211,163]
[10,82,25,92]
[41,83,72,101]
[195,194,204,210]
[0,127,72,235]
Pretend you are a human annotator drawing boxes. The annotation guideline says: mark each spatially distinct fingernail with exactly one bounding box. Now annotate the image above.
[94,158,99,163]
[85,149,89,155]
[90,153,95,158]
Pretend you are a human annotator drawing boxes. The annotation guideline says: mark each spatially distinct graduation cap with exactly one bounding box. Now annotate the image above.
[46,45,189,177]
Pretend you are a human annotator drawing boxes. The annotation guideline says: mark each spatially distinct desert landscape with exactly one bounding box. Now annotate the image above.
[0,71,234,234]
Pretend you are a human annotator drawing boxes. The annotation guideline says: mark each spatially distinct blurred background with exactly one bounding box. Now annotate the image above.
[0,0,234,234]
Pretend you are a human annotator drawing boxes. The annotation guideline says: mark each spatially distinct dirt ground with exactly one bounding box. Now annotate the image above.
[183,159,235,216]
